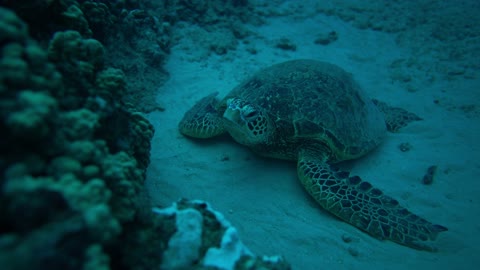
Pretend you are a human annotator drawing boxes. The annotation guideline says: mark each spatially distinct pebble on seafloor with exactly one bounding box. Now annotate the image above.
[422,165,438,185]
[398,142,412,152]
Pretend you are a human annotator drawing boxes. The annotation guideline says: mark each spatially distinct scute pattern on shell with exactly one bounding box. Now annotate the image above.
[221,60,386,161]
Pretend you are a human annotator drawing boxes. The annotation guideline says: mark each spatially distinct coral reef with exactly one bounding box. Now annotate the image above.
[0,5,153,269]
[2,0,263,111]
[0,2,290,269]
[2,0,171,112]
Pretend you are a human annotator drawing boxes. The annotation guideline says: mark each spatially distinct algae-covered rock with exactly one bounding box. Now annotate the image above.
[0,215,89,270]
[6,90,57,140]
[84,204,122,243]
[48,30,104,102]
[48,30,104,69]
[0,8,61,93]
[126,112,155,170]
[0,42,61,92]
[65,140,98,163]
[47,156,82,178]
[60,108,99,140]
[153,199,291,270]
[161,208,204,269]
[83,244,110,270]
[0,43,29,87]
[101,151,143,222]
[0,7,28,43]
[61,3,92,37]
[80,0,116,42]
[95,67,127,99]
[3,173,121,245]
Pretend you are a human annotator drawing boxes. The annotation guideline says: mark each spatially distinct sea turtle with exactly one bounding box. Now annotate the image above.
[178,59,447,251]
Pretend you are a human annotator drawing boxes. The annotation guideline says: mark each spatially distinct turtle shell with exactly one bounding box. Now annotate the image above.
[220,59,386,162]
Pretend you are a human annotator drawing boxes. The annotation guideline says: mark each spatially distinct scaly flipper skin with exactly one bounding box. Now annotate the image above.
[179,92,225,138]
[297,149,447,251]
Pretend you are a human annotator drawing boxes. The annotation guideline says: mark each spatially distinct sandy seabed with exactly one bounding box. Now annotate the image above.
[146,2,480,269]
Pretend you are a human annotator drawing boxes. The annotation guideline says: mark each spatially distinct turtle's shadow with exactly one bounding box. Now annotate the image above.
[182,133,233,146]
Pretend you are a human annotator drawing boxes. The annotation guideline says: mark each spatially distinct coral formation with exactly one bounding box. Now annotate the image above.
[154,199,290,270]
[2,0,263,112]
[0,1,290,269]
[0,5,153,269]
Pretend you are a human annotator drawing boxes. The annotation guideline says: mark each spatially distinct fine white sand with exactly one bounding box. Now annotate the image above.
[146,2,480,269]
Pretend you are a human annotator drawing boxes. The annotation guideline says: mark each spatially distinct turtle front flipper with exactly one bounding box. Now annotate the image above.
[297,151,447,251]
[372,99,422,132]
[179,92,226,138]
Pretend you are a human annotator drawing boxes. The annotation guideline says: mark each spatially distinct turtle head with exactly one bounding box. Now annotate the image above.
[222,98,273,146]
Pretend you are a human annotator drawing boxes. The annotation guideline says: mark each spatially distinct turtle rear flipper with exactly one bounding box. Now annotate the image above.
[372,99,422,132]
[297,150,447,251]
[179,92,226,138]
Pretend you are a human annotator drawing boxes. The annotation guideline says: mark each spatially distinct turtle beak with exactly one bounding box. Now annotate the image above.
[223,99,252,145]
[223,108,240,123]
[223,98,244,124]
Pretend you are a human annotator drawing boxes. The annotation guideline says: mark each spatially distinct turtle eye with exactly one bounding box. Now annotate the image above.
[244,110,258,119]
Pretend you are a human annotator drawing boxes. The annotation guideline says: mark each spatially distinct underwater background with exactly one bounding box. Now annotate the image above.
[0,0,479,269]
